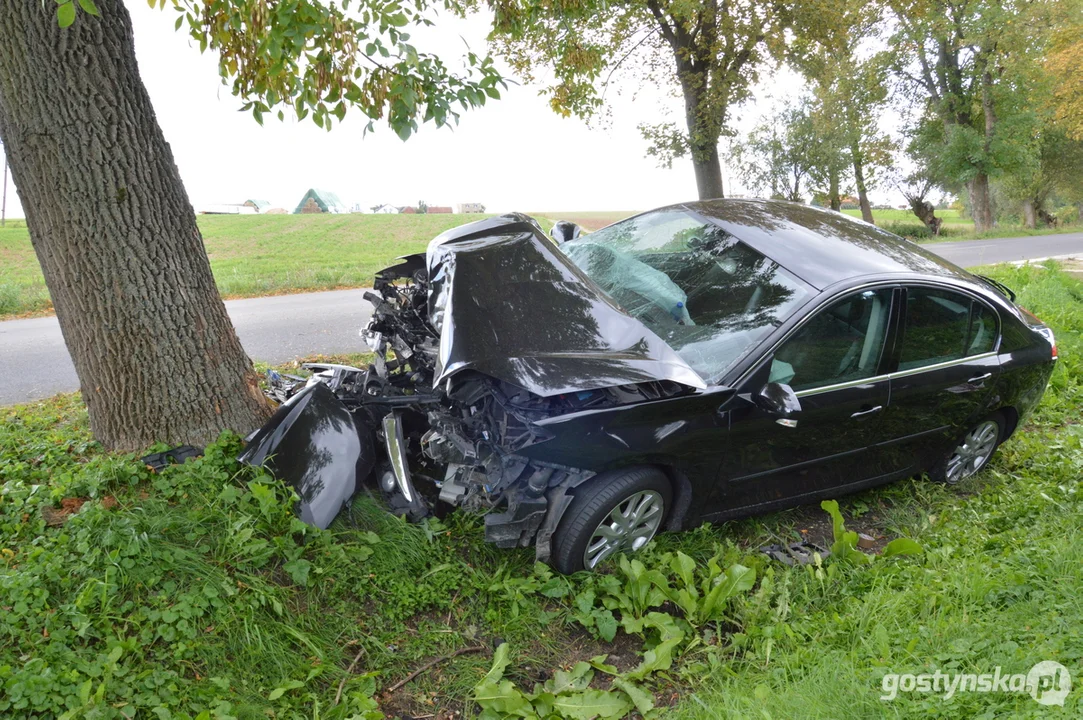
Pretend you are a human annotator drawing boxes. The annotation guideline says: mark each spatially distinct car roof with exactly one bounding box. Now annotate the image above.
[681,198,974,290]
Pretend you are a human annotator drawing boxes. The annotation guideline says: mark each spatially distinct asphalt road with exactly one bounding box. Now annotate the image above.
[2,231,1081,406]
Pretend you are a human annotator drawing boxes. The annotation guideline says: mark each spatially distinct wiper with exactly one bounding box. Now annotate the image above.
[975,274,1016,303]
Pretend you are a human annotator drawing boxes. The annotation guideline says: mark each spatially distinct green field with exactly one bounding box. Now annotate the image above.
[1,209,1077,319]
[1,261,1080,717]
[0,214,502,318]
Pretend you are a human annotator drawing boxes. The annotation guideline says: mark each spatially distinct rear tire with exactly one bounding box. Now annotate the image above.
[931,413,1004,485]
[551,467,671,574]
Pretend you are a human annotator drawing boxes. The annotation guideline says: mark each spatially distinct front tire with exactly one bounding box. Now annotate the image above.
[551,467,671,574]
[932,413,1003,485]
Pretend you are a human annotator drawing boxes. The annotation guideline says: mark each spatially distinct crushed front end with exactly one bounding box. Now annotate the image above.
[242,214,701,561]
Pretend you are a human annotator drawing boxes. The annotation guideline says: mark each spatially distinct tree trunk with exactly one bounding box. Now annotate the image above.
[0,0,271,450]
[907,196,942,236]
[691,144,725,200]
[967,174,994,233]
[828,170,841,211]
[677,71,724,200]
[1022,199,1036,229]
[851,150,874,223]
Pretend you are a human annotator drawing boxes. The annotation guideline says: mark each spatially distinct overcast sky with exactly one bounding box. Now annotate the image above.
[0,3,902,220]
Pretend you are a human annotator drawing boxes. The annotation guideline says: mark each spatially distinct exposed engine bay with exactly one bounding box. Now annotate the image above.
[241,214,699,561]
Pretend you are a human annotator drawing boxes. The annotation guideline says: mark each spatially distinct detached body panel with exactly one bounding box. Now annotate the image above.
[239,383,375,528]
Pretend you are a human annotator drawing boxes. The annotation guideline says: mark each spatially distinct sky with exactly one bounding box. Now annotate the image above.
[0,2,902,220]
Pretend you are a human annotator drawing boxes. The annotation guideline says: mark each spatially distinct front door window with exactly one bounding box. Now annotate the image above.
[770,288,893,392]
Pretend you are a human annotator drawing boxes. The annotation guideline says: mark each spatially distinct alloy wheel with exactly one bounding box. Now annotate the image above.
[583,489,665,569]
[944,420,999,484]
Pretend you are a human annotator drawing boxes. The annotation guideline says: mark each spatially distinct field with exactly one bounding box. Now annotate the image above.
[1,262,1081,718]
[0,214,505,319]
[1,209,1078,319]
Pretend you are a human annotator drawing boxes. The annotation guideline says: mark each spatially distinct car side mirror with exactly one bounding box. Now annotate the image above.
[754,382,801,418]
[550,220,582,245]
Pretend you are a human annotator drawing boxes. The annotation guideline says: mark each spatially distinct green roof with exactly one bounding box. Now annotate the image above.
[245,199,271,210]
[294,188,345,214]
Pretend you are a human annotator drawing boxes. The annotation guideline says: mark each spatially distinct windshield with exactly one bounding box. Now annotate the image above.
[560,208,813,380]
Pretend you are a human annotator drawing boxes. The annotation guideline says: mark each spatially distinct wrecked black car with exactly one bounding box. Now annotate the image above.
[240,200,1057,573]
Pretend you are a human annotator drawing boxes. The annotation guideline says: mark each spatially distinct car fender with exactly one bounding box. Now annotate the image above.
[239,383,375,528]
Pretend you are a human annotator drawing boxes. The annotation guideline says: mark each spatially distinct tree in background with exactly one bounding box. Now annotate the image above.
[790,2,894,221]
[890,0,1050,233]
[486,0,837,200]
[898,173,943,235]
[729,102,818,202]
[1044,2,1083,142]
[0,0,503,450]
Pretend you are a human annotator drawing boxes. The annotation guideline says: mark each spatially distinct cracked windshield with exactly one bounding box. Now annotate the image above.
[562,208,814,380]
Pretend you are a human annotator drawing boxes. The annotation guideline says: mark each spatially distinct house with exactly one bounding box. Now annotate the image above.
[294,188,345,214]
[428,206,453,214]
[400,206,417,214]
[457,203,486,213]
[371,204,398,214]
[244,199,271,213]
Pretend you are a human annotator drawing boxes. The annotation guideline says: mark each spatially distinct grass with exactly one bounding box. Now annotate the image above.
[2,261,1082,717]
[2,210,1078,320]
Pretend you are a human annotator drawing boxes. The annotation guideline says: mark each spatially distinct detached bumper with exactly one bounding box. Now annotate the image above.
[239,383,375,528]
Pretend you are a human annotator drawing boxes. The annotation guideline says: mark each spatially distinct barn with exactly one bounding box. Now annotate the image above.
[294,189,345,214]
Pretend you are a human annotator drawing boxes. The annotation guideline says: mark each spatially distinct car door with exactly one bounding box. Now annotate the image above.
[715,287,898,511]
[877,285,1002,473]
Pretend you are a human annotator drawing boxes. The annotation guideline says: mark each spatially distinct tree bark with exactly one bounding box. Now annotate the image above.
[691,144,725,200]
[851,150,874,223]
[828,169,841,211]
[967,174,994,233]
[907,196,942,236]
[1022,199,1036,229]
[0,0,271,450]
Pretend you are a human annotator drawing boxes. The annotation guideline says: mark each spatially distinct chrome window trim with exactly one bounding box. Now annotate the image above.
[794,350,999,398]
[889,350,998,381]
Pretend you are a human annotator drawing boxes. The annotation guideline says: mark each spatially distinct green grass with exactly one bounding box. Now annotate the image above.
[0,214,503,319]
[2,264,1082,718]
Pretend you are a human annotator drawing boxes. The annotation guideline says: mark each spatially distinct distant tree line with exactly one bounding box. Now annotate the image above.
[724,0,1083,234]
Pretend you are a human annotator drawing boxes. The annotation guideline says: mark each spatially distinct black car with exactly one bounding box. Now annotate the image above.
[241,200,1057,573]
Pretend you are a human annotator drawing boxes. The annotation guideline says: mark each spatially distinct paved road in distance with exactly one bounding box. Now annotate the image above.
[2,231,1081,406]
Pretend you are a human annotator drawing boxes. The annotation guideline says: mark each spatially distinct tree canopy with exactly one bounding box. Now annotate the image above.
[70,0,510,139]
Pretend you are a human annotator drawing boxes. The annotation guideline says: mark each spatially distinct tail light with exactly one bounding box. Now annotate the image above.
[1020,306,1057,359]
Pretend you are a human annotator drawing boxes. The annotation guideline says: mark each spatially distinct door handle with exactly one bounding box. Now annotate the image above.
[968,372,993,385]
[850,405,883,419]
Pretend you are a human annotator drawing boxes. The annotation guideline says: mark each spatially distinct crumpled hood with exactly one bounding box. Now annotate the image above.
[423,213,706,397]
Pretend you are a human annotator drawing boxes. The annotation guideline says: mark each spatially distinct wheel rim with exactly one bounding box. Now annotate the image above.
[583,490,665,569]
[945,420,999,484]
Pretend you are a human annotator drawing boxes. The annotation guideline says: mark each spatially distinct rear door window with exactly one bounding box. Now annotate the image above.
[898,287,999,371]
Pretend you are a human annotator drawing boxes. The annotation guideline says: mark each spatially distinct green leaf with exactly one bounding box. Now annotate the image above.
[551,689,633,719]
[543,662,593,694]
[612,677,655,715]
[593,608,618,642]
[820,499,846,543]
[57,2,76,28]
[671,551,696,589]
[882,538,924,557]
[77,0,99,16]
[283,558,311,586]
[268,679,304,701]
[482,643,511,685]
